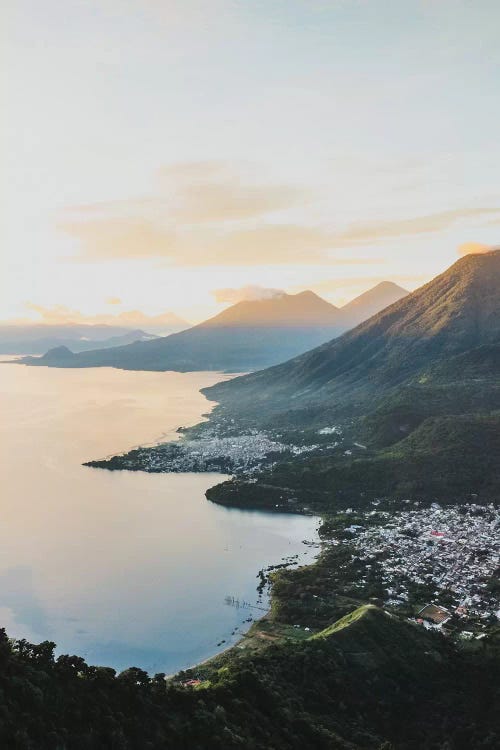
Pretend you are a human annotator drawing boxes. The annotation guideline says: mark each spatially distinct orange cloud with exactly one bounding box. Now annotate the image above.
[157,161,305,221]
[457,242,496,256]
[60,219,180,261]
[24,303,189,331]
[67,161,307,225]
[172,182,304,223]
[339,208,500,244]
[60,219,338,265]
[106,296,122,305]
[58,161,500,266]
[62,211,500,267]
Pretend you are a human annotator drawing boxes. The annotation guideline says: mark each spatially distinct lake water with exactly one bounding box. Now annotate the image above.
[0,360,319,674]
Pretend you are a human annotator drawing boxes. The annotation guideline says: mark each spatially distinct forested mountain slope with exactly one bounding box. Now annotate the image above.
[202,250,500,506]
[0,606,498,749]
[204,249,500,423]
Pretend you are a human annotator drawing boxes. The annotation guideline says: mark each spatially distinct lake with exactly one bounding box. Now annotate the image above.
[0,360,319,674]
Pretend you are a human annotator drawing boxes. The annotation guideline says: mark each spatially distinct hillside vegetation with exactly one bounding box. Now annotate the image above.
[203,251,500,507]
[0,606,498,749]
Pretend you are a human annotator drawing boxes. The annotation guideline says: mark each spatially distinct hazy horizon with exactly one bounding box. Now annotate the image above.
[0,277,411,329]
[3,1,500,325]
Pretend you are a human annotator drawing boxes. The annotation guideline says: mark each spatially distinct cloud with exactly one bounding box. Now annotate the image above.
[67,161,307,225]
[60,219,338,265]
[172,182,304,223]
[457,242,497,256]
[203,225,337,264]
[59,219,180,261]
[25,303,81,325]
[63,209,500,266]
[106,296,122,305]
[111,309,189,330]
[213,285,285,304]
[337,208,500,245]
[24,304,189,330]
[58,161,500,266]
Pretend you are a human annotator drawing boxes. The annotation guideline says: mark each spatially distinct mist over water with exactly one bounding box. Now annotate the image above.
[0,361,318,674]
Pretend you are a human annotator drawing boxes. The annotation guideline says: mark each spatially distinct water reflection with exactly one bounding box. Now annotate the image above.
[0,363,318,673]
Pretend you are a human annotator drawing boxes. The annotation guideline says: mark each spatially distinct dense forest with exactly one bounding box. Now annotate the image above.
[0,605,499,749]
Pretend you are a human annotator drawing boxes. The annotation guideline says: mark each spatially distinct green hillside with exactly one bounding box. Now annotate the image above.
[199,251,500,508]
[0,605,498,748]
[208,413,500,511]
[204,249,500,422]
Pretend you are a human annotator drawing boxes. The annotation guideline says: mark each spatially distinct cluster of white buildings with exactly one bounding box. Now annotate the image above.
[346,503,499,624]
[128,432,292,473]
[182,433,289,471]
[317,426,343,436]
[119,427,328,474]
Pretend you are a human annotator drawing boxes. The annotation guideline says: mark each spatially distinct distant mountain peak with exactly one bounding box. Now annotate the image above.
[201,289,340,328]
[204,248,500,415]
[337,280,409,326]
[294,289,325,300]
[41,345,76,361]
[342,280,408,305]
[48,345,73,355]
[371,280,408,291]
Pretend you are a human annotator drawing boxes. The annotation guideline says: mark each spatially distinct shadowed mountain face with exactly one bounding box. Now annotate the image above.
[205,250,500,419]
[202,250,500,506]
[19,285,409,373]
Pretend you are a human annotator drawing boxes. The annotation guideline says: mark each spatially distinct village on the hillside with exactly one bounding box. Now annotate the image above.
[343,503,500,633]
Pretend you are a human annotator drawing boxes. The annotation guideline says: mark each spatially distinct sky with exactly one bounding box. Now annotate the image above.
[2,0,500,325]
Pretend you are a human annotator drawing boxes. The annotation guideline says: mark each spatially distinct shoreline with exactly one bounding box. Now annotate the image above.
[169,611,270,680]
[171,527,324,681]
[171,524,322,680]
[77,375,324,678]
[80,371,235,465]
[1,360,321,680]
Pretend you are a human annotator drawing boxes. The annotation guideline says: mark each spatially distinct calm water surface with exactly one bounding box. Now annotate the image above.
[0,361,318,674]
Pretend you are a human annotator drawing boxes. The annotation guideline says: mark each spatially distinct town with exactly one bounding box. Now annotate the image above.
[89,427,331,474]
[87,425,499,640]
[342,503,499,632]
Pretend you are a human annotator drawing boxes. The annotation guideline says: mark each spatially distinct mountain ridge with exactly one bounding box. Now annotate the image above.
[204,250,500,418]
[19,283,409,372]
[336,280,408,328]
[199,290,339,328]
[200,249,500,508]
